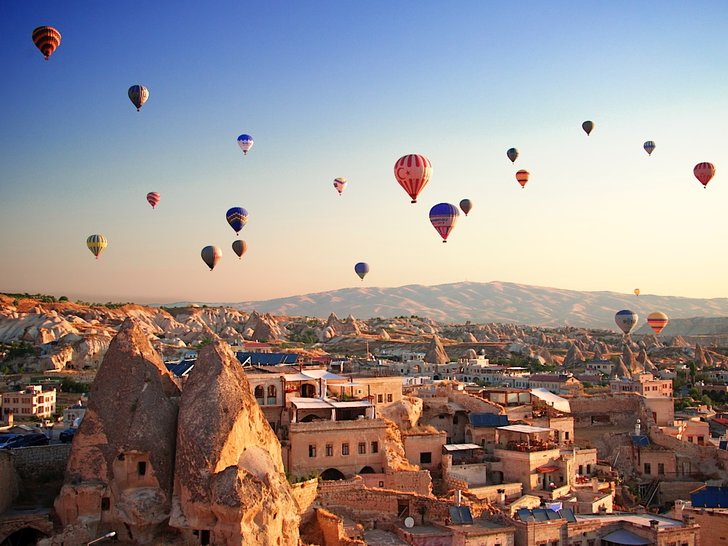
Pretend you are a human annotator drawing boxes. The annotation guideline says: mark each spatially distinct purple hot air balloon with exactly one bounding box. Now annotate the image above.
[429,203,460,243]
[354,262,369,280]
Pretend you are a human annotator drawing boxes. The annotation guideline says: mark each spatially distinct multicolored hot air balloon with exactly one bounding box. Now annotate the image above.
[146,192,161,209]
[516,169,530,189]
[394,154,432,203]
[634,288,640,297]
[226,207,248,235]
[582,121,594,136]
[643,141,656,156]
[333,177,347,196]
[354,262,369,280]
[694,162,716,188]
[232,240,247,259]
[32,26,61,60]
[507,148,519,163]
[86,234,107,260]
[459,199,473,216]
[128,85,149,111]
[647,312,669,335]
[429,203,459,243]
[615,310,638,335]
[237,134,254,155]
[201,245,222,271]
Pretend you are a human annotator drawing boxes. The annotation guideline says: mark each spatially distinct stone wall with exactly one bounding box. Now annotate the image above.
[0,450,18,513]
[290,478,319,523]
[11,444,71,481]
[314,508,366,546]
[649,427,728,481]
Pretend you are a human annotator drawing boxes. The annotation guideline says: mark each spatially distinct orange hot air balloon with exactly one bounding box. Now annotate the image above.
[32,26,61,60]
[516,169,530,189]
[647,312,669,335]
[634,288,640,296]
[694,162,716,188]
[394,154,432,203]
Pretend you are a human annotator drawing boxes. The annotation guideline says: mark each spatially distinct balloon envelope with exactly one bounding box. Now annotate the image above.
[226,207,248,235]
[32,26,61,60]
[634,288,640,296]
[429,203,459,242]
[86,234,107,260]
[459,199,473,216]
[237,134,254,155]
[333,177,347,196]
[694,162,716,188]
[146,192,161,209]
[354,262,369,280]
[507,148,519,163]
[647,312,669,335]
[582,121,594,135]
[615,310,638,335]
[201,245,222,271]
[394,154,432,203]
[232,240,247,259]
[516,169,530,188]
[128,85,149,111]
[643,141,656,156]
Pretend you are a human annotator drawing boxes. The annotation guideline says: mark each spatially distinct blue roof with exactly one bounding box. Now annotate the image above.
[236,352,298,365]
[631,435,650,446]
[166,360,195,377]
[691,486,728,508]
[470,413,509,428]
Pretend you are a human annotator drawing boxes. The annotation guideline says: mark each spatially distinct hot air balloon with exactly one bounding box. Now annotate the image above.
[146,192,161,209]
[582,121,594,136]
[429,203,459,243]
[694,162,716,188]
[226,207,248,235]
[643,141,656,156]
[354,262,369,280]
[615,310,638,335]
[237,134,254,155]
[232,239,247,259]
[86,234,107,260]
[507,148,519,163]
[32,26,61,60]
[634,288,640,297]
[647,312,669,335]
[394,154,432,203]
[459,199,473,216]
[201,246,222,271]
[516,169,530,189]
[128,85,149,111]
[333,177,347,196]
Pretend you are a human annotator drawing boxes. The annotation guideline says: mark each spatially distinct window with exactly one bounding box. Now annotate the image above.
[358,442,366,455]
[578,465,584,475]
[378,394,383,403]
[326,444,333,457]
[267,385,277,398]
[371,441,379,453]
[342,443,349,456]
[658,463,665,475]
[254,386,264,399]
[420,452,432,464]
[586,464,591,474]
[101,497,110,511]
[565,431,570,440]
[387,394,393,403]
[138,461,147,476]
[308,444,316,458]
[453,416,459,424]
[644,463,651,475]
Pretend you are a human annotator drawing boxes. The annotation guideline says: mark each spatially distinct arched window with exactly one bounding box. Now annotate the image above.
[254,386,264,400]
[267,385,277,402]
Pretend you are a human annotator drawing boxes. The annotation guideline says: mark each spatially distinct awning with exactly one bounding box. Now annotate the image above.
[601,530,652,545]
[535,465,560,474]
[328,400,372,409]
[443,443,482,452]
[301,369,347,380]
[289,398,333,410]
[498,424,552,434]
[530,388,571,413]
[282,373,313,382]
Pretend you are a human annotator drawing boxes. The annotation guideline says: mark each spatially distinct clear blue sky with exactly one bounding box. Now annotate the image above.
[2,2,728,304]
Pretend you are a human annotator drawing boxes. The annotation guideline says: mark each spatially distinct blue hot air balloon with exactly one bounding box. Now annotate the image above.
[354,262,369,280]
[237,134,254,155]
[226,207,248,235]
[429,203,460,243]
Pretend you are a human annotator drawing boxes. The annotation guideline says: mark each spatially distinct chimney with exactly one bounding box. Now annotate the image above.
[649,520,659,530]
[683,513,696,526]
[497,488,506,506]
[454,490,462,506]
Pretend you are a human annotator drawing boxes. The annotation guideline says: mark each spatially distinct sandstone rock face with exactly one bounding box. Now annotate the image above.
[615,357,631,378]
[55,318,181,544]
[563,344,584,368]
[170,341,299,546]
[424,335,449,364]
[244,311,283,342]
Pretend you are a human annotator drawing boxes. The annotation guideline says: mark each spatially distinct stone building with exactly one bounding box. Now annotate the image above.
[1,385,56,421]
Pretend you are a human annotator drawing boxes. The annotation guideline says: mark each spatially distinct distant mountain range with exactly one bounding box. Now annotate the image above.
[168,281,728,330]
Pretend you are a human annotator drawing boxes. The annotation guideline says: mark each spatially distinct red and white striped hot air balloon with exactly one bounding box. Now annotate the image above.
[146,192,161,209]
[394,154,432,203]
[32,26,61,60]
[694,162,716,188]
[647,312,669,335]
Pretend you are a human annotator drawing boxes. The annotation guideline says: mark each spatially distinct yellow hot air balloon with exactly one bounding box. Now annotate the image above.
[634,288,640,296]
[86,234,107,259]
[647,312,669,335]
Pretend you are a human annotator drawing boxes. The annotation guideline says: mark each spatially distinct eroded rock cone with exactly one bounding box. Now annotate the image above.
[55,318,181,544]
[170,341,299,546]
[425,334,449,364]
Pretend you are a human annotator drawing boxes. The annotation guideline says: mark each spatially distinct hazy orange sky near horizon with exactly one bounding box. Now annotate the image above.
[2,2,728,304]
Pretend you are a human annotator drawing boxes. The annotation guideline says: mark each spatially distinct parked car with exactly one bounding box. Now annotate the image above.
[0,434,21,448]
[0,433,49,449]
[59,428,77,443]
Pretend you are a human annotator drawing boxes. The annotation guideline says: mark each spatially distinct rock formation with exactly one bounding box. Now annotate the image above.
[424,335,449,364]
[614,357,631,378]
[169,341,299,545]
[563,343,585,368]
[244,311,282,342]
[54,318,181,544]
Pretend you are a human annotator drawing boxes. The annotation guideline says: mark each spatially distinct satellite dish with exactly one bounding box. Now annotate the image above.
[404,516,415,528]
